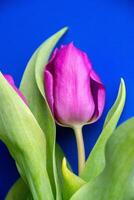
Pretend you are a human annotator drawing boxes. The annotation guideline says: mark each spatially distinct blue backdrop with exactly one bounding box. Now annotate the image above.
[0,0,134,198]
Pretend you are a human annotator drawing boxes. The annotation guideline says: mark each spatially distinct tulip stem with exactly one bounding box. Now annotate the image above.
[73,126,85,175]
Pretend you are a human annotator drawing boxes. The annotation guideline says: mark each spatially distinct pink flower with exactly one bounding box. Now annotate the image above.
[44,43,105,127]
[4,74,27,104]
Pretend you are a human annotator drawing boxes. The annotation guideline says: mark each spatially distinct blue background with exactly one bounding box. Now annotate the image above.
[0,0,134,198]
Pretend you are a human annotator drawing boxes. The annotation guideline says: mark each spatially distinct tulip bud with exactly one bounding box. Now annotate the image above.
[44,43,105,174]
[4,74,27,104]
[44,43,105,127]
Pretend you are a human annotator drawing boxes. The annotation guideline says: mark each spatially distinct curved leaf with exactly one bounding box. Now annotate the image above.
[70,118,134,200]
[5,178,32,200]
[103,78,126,128]
[6,145,70,200]
[0,74,53,200]
[80,79,126,181]
[35,27,68,200]
[62,158,86,200]
[55,144,72,192]
[20,27,68,199]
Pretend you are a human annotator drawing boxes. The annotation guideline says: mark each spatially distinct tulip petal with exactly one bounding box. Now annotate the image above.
[46,43,95,126]
[44,70,54,113]
[4,74,27,104]
[90,70,105,123]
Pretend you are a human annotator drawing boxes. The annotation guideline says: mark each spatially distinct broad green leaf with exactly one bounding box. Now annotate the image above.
[20,27,68,200]
[6,145,69,200]
[35,27,69,200]
[62,158,86,200]
[80,79,126,181]
[5,178,32,200]
[0,74,53,200]
[70,118,134,200]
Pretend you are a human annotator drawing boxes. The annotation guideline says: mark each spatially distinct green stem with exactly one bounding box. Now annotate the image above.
[73,126,85,175]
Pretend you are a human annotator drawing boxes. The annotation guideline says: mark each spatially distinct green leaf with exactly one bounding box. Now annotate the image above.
[70,118,134,200]
[80,79,126,181]
[0,73,53,200]
[55,144,72,193]
[6,145,71,200]
[20,27,68,200]
[62,158,86,200]
[103,79,126,128]
[5,178,32,200]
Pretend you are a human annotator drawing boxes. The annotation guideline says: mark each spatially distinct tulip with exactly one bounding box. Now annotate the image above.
[4,74,27,104]
[44,43,105,173]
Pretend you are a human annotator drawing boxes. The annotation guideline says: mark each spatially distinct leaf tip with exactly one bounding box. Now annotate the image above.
[120,77,126,97]
[0,71,3,77]
[62,26,69,31]
[59,26,69,36]
[62,157,67,170]
[120,77,125,86]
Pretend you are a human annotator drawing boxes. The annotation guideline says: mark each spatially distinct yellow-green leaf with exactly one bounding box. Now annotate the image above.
[0,73,53,200]
[62,158,86,200]
[80,79,126,181]
[5,178,31,200]
[20,27,68,200]
[70,118,134,200]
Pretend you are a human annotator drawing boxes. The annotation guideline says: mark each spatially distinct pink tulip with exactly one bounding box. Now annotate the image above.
[44,43,105,127]
[4,74,27,104]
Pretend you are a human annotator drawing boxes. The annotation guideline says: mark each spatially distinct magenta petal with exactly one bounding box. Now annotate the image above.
[44,43,106,126]
[44,70,54,113]
[90,70,106,122]
[53,78,95,126]
[49,44,95,125]
[4,74,28,104]
[4,74,15,85]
